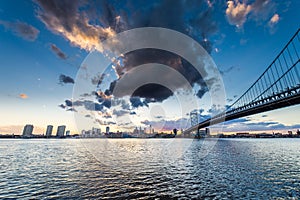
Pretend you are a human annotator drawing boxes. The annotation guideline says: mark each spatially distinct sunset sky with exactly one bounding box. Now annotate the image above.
[0,0,299,134]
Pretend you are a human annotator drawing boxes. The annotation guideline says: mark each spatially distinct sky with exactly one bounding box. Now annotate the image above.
[0,0,299,135]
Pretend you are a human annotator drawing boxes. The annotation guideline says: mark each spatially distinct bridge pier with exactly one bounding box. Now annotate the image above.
[194,128,200,139]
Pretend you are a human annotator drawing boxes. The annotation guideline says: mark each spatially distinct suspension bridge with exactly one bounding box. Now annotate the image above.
[185,28,300,134]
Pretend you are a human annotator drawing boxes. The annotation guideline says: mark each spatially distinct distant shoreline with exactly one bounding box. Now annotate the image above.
[1,135,300,139]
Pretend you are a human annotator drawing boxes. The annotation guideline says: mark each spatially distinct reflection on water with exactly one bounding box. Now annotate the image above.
[0,138,300,199]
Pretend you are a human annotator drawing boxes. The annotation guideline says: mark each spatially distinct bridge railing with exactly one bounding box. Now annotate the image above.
[227,28,300,114]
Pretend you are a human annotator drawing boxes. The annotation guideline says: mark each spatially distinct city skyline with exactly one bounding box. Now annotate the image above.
[0,1,300,134]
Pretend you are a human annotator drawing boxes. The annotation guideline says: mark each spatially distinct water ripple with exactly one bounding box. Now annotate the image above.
[0,138,300,198]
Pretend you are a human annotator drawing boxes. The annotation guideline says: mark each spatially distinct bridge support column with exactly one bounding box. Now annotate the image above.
[195,128,200,139]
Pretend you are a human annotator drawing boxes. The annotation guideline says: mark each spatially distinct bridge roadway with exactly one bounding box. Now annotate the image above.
[184,83,300,133]
[184,28,300,134]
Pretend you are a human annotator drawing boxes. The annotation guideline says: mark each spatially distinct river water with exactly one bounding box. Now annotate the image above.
[0,138,300,199]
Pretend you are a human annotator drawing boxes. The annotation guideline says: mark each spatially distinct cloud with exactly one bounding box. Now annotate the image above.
[19,93,28,99]
[59,74,74,85]
[0,20,39,41]
[91,73,106,86]
[268,13,280,31]
[196,86,209,98]
[141,118,190,131]
[267,13,280,33]
[103,49,211,104]
[219,117,300,133]
[50,44,67,59]
[58,104,66,109]
[220,66,237,75]
[35,0,116,52]
[130,97,148,108]
[227,98,233,102]
[226,0,252,27]
[112,109,129,117]
[35,0,220,106]
[225,0,276,28]
[61,99,104,112]
[269,13,279,24]
[65,99,72,107]
[67,108,77,112]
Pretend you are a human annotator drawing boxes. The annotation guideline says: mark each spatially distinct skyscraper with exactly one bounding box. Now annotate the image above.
[56,125,66,137]
[66,130,70,136]
[46,125,53,138]
[22,124,33,138]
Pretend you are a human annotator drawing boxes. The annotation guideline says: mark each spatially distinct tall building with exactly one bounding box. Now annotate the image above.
[22,124,33,137]
[92,127,101,136]
[46,125,53,138]
[56,125,66,137]
[66,130,70,136]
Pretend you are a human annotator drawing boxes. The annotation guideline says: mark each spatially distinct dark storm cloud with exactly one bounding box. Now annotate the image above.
[104,49,209,104]
[196,86,209,99]
[50,44,67,59]
[130,97,148,108]
[131,83,174,103]
[59,74,74,85]
[0,20,39,41]
[36,0,220,105]
[102,99,111,108]
[107,0,218,103]
[65,99,72,107]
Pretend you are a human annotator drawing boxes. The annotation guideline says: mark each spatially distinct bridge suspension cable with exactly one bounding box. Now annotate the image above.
[227,28,300,114]
[185,28,300,133]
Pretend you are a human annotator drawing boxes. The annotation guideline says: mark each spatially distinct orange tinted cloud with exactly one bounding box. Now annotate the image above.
[270,14,279,24]
[19,93,28,99]
[36,1,116,52]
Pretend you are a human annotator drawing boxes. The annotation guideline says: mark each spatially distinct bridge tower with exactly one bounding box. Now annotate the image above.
[190,110,198,127]
[190,110,200,137]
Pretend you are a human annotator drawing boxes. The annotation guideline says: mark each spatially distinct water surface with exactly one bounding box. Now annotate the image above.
[0,138,300,199]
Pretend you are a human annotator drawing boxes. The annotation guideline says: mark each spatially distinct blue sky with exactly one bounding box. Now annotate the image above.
[0,0,299,134]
